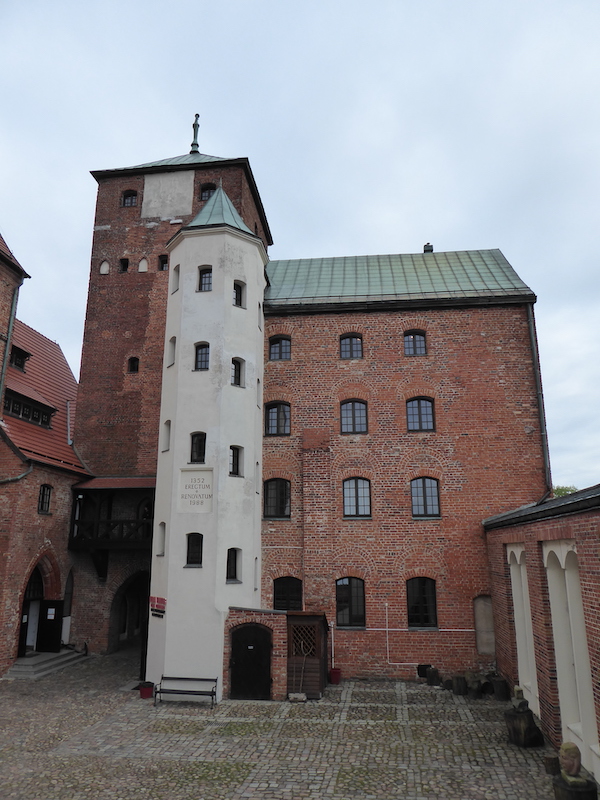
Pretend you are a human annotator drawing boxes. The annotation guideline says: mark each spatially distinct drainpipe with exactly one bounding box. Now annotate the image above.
[0,285,20,411]
[526,303,552,500]
[330,622,335,669]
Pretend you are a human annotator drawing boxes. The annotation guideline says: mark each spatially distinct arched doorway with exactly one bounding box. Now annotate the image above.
[230,624,272,700]
[108,571,150,679]
[18,566,63,656]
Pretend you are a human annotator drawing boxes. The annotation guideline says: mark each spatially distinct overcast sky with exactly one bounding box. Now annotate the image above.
[1,0,599,490]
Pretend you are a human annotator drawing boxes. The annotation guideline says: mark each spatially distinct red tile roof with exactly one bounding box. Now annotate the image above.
[0,231,29,279]
[2,320,89,475]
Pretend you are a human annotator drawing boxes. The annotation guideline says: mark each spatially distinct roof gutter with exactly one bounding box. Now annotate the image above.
[527,303,552,498]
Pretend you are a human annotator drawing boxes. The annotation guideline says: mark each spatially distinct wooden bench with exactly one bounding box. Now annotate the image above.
[154,676,218,708]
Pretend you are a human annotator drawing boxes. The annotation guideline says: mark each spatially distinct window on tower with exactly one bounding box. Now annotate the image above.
[127,356,139,373]
[200,183,216,201]
[194,343,209,370]
[233,281,245,307]
[190,432,206,463]
[121,190,138,207]
[198,267,212,291]
[186,533,203,566]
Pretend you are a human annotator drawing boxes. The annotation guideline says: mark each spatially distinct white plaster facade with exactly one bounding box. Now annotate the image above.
[146,216,267,699]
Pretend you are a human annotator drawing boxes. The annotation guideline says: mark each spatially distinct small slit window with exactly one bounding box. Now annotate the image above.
[231,358,244,386]
[226,548,241,581]
[127,357,139,373]
[233,281,245,307]
[38,484,52,514]
[119,258,129,273]
[229,446,242,476]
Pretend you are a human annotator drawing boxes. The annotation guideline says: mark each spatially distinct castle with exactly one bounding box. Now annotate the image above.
[1,120,598,778]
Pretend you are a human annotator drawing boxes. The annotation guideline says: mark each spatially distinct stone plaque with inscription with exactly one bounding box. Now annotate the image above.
[179,469,213,512]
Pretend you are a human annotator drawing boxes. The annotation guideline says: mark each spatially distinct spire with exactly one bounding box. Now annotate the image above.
[190,113,200,154]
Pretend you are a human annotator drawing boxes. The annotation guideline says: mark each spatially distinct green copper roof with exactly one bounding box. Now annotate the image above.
[185,186,253,235]
[127,152,230,170]
[264,249,534,310]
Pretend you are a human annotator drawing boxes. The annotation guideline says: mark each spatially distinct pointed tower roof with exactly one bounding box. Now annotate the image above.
[0,231,29,280]
[185,185,254,236]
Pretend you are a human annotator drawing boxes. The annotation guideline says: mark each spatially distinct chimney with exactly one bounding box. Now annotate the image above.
[423,243,433,253]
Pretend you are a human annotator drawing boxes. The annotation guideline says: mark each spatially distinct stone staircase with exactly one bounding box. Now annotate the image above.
[3,648,88,680]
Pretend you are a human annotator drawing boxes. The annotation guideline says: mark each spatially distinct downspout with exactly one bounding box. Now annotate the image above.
[526,303,552,501]
[0,285,20,410]
[0,462,33,484]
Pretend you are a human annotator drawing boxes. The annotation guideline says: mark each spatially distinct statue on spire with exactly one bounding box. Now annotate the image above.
[190,114,200,154]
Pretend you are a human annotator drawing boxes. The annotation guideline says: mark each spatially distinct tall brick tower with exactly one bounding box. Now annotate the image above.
[69,120,272,656]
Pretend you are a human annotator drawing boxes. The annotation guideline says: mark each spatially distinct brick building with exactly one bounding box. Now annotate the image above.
[485,486,600,780]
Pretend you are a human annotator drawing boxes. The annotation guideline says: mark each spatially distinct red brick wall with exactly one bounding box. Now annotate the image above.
[486,509,600,749]
[262,304,548,679]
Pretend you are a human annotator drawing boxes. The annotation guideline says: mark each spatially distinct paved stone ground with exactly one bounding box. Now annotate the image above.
[0,649,558,799]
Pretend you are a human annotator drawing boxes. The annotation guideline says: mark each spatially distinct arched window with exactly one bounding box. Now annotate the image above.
[343,478,371,517]
[410,477,440,517]
[127,356,139,373]
[226,547,241,581]
[38,484,52,514]
[264,478,291,518]
[273,577,303,610]
[198,266,212,291]
[229,446,242,476]
[340,400,367,433]
[233,281,245,307]
[186,533,203,566]
[265,402,290,435]
[407,577,437,628]
[269,336,291,360]
[200,183,216,200]
[231,358,244,386]
[195,343,209,370]
[138,258,148,273]
[340,334,363,359]
[406,398,434,431]
[336,577,365,627]
[190,432,206,463]
[122,190,137,207]
[404,330,427,356]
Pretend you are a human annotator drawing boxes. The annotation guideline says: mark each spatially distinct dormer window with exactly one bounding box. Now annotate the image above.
[9,346,30,371]
[122,190,138,207]
[4,390,53,427]
[200,183,216,201]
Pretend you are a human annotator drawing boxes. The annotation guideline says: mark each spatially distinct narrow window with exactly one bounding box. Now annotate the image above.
[200,183,216,200]
[407,577,437,628]
[195,343,209,370]
[410,477,440,517]
[157,522,166,556]
[340,400,367,433]
[119,258,129,273]
[340,334,363,359]
[404,330,427,356]
[265,402,290,435]
[122,190,137,207]
[162,420,171,451]
[231,358,243,386]
[229,446,242,476]
[38,484,52,514]
[172,264,180,292]
[186,533,203,566]
[407,398,434,431]
[273,577,303,610]
[233,281,245,307]
[198,267,212,291]
[269,336,291,360]
[63,571,74,616]
[190,432,206,463]
[127,356,139,373]
[99,261,110,274]
[226,548,240,581]
[158,254,168,271]
[264,478,291,518]
[167,337,176,366]
[343,478,371,517]
[336,577,365,627]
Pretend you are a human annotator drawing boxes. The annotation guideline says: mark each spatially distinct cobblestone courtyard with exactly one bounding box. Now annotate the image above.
[0,650,557,799]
